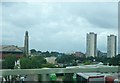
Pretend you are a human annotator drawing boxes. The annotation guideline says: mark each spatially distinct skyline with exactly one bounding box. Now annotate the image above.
[2,2,118,53]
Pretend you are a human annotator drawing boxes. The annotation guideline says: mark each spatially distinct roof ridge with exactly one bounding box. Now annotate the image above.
[16,46,24,51]
[1,45,24,52]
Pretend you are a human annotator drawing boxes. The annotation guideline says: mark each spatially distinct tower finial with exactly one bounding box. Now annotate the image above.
[25,31,28,36]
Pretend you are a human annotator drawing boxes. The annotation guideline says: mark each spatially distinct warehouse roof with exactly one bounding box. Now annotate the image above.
[0,45,24,52]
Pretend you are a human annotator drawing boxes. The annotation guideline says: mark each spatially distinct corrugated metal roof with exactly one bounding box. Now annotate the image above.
[0,45,24,52]
[77,72,104,79]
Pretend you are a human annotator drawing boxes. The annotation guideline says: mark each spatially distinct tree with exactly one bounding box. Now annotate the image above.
[30,49,37,54]
[2,55,17,69]
[107,56,120,66]
[37,51,42,53]
[20,57,31,69]
[42,63,56,68]
[56,54,76,64]
[20,56,47,69]
[50,52,59,57]
[83,60,91,65]
[31,56,47,68]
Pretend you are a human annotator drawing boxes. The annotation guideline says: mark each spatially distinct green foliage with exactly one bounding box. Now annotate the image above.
[56,54,75,64]
[30,49,60,57]
[56,54,120,66]
[50,74,57,81]
[20,56,47,69]
[107,56,120,66]
[50,52,59,57]
[2,55,17,69]
[30,49,37,54]
[83,61,91,65]
[42,63,56,68]
[20,57,31,69]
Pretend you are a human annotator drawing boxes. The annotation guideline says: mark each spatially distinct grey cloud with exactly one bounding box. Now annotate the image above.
[60,2,118,29]
[3,2,118,29]
[2,2,118,53]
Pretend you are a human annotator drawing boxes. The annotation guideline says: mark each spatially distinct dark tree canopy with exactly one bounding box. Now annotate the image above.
[20,56,47,69]
[30,49,37,54]
[2,55,17,69]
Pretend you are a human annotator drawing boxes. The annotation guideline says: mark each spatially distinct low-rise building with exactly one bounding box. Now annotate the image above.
[45,57,57,64]
[73,51,85,57]
[0,45,24,59]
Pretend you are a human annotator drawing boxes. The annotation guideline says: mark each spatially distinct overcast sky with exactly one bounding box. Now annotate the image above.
[2,2,118,53]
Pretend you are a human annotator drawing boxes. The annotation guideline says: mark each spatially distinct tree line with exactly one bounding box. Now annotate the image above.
[2,50,120,69]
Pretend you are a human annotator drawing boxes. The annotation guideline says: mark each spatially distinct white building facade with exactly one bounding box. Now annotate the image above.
[107,35,117,58]
[86,32,97,57]
[45,57,57,64]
